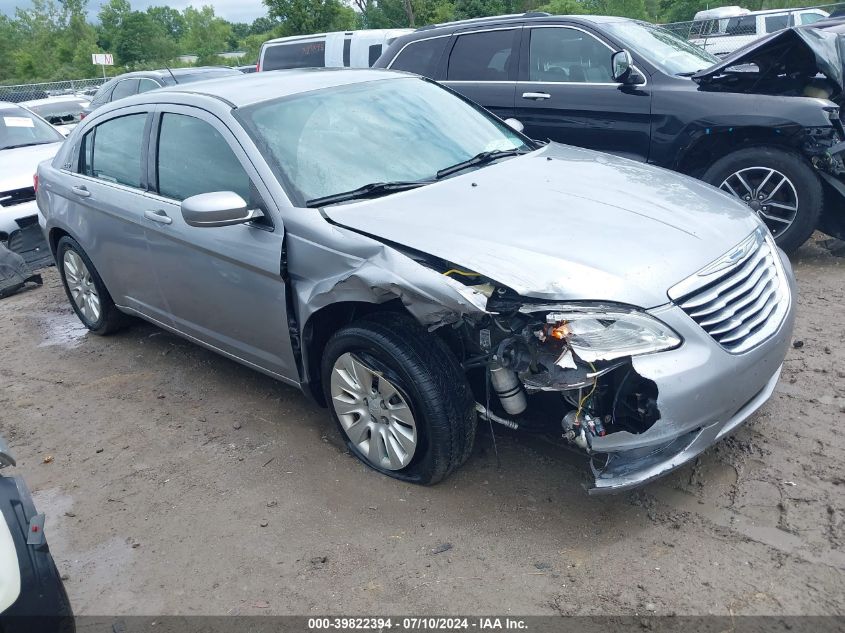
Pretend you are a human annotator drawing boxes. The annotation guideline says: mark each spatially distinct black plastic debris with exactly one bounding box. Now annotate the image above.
[0,243,42,299]
[7,219,53,270]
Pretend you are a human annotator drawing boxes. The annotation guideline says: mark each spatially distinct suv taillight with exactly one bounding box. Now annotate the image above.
[33,173,38,193]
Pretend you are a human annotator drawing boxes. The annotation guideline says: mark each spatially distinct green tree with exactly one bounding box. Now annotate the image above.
[263,0,356,36]
[182,6,233,56]
[147,6,187,41]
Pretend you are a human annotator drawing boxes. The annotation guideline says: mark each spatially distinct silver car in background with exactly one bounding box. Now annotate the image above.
[36,70,796,493]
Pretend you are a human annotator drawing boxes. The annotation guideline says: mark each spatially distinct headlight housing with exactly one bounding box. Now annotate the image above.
[521,303,681,362]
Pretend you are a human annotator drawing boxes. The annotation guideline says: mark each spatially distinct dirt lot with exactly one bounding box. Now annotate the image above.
[0,237,843,617]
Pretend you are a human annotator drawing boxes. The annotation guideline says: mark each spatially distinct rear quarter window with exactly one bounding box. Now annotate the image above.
[389,37,448,78]
[262,40,326,70]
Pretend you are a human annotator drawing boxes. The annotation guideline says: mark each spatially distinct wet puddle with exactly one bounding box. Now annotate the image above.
[36,311,89,349]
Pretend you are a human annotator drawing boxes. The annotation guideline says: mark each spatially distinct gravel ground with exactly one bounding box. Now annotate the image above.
[0,236,843,617]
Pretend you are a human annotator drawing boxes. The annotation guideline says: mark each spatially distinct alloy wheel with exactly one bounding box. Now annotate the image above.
[719,167,798,238]
[330,352,417,470]
[63,249,101,323]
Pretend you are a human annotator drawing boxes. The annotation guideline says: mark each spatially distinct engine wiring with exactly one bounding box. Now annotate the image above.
[575,361,598,421]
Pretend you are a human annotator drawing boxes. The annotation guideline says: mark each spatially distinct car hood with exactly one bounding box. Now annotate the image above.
[323,143,761,309]
[0,143,62,193]
[693,27,845,102]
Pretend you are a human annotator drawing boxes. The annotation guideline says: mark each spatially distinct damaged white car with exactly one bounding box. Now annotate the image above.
[36,70,796,493]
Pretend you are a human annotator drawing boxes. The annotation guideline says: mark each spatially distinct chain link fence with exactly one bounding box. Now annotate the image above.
[0,78,105,104]
[662,3,845,57]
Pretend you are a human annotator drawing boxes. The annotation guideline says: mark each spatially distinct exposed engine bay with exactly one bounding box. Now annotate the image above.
[693,27,845,106]
[428,266,668,461]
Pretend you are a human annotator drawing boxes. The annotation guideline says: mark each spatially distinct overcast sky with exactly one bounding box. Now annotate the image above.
[0,0,270,23]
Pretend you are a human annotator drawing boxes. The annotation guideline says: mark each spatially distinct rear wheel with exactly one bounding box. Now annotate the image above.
[321,312,476,485]
[57,236,128,335]
[702,147,822,253]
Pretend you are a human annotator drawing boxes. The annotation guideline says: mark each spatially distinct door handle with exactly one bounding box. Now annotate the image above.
[144,209,172,225]
[71,185,91,198]
[522,92,551,100]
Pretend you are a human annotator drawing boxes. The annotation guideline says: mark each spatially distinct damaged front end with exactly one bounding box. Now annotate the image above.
[430,230,795,494]
[451,293,680,493]
[693,26,845,238]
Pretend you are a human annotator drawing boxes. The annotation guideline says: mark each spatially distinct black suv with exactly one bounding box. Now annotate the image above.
[375,14,845,252]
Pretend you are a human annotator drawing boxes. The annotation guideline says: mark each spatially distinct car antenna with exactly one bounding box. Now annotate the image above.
[164,65,179,84]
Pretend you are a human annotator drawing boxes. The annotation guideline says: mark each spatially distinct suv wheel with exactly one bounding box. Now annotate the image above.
[702,147,822,253]
[57,236,128,335]
[321,312,476,485]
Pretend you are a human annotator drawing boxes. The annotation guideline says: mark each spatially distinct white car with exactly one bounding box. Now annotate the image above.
[21,95,90,137]
[0,102,63,263]
[688,6,829,56]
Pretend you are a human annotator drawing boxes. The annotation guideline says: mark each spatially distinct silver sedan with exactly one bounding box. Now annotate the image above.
[36,69,796,493]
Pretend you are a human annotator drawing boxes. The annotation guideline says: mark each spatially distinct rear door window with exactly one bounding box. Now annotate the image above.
[447,30,516,81]
[137,78,161,94]
[799,12,824,24]
[390,37,448,77]
[262,40,326,70]
[111,79,139,102]
[81,113,148,188]
[725,15,756,35]
[764,14,789,32]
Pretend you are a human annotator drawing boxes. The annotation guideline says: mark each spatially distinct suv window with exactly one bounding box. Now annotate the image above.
[111,79,139,101]
[799,12,824,25]
[263,40,326,71]
[81,113,147,188]
[138,78,161,94]
[725,15,756,35]
[156,113,252,203]
[529,28,613,83]
[447,29,515,81]
[764,14,789,32]
[390,37,448,77]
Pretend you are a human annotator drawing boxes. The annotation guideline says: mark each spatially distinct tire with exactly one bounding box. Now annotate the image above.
[321,311,476,485]
[702,147,822,254]
[56,236,128,335]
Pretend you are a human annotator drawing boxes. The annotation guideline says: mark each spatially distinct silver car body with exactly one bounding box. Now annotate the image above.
[36,70,796,492]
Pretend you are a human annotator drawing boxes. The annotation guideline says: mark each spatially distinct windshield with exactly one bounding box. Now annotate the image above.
[0,106,64,150]
[238,77,531,205]
[605,21,720,76]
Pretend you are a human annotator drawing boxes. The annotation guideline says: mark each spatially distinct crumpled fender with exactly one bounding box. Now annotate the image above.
[693,27,845,99]
[286,222,489,332]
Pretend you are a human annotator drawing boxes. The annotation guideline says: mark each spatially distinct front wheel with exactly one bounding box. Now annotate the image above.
[321,312,476,485]
[702,147,822,253]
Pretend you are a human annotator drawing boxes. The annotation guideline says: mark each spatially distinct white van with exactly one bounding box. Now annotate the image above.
[258,29,413,72]
[688,6,829,56]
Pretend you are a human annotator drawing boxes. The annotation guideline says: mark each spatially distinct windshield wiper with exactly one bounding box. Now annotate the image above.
[436,149,528,179]
[305,180,431,208]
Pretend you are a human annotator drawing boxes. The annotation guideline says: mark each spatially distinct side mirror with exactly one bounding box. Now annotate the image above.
[181,191,263,228]
[503,118,524,133]
[611,50,633,83]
